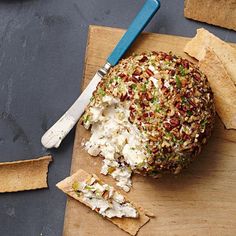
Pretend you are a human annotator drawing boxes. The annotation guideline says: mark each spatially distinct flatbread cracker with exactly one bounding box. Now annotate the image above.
[184,0,236,31]
[199,50,236,129]
[0,155,52,193]
[56,169,151,236]
[184,28,236,85]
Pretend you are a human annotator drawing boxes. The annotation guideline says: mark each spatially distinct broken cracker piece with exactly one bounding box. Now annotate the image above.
[184,28,236,85]
[199,50,236,129]
[0,155,52,193]
[56,169,152,236]
[184,0,236,31]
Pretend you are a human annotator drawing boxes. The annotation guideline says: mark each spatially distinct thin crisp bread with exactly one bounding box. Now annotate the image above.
[199,50,236,129]
[184,28,236,85]
[0,155,52,193]
[56,169,151,236]
[184,0,236,31]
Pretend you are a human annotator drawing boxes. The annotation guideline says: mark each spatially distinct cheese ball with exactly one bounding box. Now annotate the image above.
[82,51,215,177]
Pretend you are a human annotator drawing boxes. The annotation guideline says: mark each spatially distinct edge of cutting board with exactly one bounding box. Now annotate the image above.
[62,25,236,236]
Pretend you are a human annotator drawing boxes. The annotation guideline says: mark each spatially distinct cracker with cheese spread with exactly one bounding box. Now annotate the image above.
[56,169,152,236]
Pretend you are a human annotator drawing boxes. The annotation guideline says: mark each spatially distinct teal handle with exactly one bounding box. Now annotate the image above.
[107,0,160,66]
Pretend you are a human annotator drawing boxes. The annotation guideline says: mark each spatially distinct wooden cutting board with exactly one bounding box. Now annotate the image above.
[63,25,236,236]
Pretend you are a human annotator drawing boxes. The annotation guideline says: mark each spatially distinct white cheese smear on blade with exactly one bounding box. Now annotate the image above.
[84,95,148,192]
[74,176,138,218]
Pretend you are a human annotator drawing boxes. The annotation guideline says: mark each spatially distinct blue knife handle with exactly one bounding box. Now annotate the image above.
[107,0,160,66]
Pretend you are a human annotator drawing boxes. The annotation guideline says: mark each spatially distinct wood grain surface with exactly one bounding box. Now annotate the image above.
[63,25,236,236]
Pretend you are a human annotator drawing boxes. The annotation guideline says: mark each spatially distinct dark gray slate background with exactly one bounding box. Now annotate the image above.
[0,0,235,235]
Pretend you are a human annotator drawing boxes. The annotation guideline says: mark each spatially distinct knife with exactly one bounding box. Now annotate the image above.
[41,0,160,149]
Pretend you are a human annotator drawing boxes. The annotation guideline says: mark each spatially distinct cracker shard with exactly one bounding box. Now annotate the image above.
[0,155,52,193]
[184,0,236,31]
[56,169,152,236]
[199,50,236,130]
[184,28,236,130]
[184,28,236,86]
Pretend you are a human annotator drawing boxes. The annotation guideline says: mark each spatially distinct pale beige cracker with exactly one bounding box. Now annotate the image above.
[184,28,236,85]
[0,155,52,193]
[184,0,236,31]
[199,49,236,129]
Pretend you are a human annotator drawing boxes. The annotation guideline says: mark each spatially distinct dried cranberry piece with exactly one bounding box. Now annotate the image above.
[165,54,172,61]
[170,117,180,127]
[182,132,190,141]
[120,93,128,102]
[119,73,126,78]
[133,67,142,76]
[182,60,189,69]
[182,106,188,112]
[175,102,182,110]
[152,147,159,154]
[181,110,187,116]
[162,87,170,95]
[188,99,196,108]
[146,69,154,76]
[193,73,201,81]
[131,75,139,83]
[162,147,170,154]
[164,122,172,131]
[139,56,148,62]
[169,70,175,76]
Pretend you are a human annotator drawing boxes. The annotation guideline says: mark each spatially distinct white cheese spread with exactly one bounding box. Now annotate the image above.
[73,176,138,218]
[84,96,148,192]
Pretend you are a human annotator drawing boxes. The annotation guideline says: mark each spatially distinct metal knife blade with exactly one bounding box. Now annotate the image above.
[41,63,111,149]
